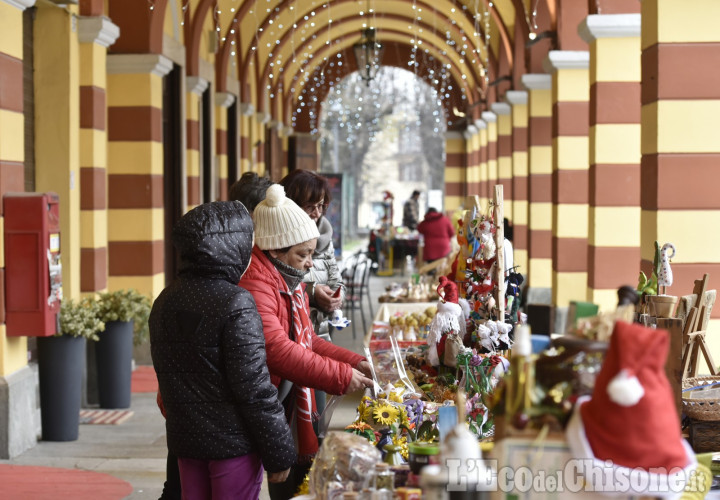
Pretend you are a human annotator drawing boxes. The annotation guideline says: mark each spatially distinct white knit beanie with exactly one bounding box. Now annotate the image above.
[253,184,320,250]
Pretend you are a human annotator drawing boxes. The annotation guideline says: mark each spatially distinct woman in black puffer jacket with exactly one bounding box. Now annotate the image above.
[150,201,295,499]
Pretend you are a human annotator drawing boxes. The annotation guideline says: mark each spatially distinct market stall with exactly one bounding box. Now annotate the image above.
[296,187,714,500]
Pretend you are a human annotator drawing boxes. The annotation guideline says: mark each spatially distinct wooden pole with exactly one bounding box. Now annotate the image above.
[494,185,505,323]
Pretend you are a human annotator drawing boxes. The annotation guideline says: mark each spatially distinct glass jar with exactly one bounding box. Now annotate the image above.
[374,462,395,491]
[407,441,440,474]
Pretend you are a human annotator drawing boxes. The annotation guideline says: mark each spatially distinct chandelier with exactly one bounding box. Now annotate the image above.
[352,27,384,85]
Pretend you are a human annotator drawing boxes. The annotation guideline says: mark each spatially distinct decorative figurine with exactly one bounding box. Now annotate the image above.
[658,242,676,294]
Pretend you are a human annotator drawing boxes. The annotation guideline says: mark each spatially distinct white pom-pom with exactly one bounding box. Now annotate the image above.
[264,184,285,207]
[607,369,644,406]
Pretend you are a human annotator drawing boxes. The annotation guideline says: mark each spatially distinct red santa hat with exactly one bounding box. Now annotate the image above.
[565,321,696,497]
[437,276,462,316]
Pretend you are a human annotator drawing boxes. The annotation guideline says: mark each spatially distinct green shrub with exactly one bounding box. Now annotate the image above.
[58,298,105,341]
[96,289,152,346]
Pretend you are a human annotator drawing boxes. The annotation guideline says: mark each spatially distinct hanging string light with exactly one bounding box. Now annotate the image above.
[180,0,189,25]
[522,0,540,39]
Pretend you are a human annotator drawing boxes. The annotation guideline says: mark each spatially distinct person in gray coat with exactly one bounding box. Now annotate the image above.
[150,201,295,499]
[280,169,344,340]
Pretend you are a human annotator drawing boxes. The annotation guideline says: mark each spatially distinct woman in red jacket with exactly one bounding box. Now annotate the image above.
[417,207,456,262]
[240,184,373,500]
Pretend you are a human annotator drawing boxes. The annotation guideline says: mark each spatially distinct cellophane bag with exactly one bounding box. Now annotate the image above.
[308,431,381,499]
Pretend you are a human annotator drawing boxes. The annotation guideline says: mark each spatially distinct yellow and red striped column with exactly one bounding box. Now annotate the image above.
[491,102,513,222]
[463,124,480,199]
[544,50,590,309]
[641,0,720,351]
[0,0,33,378]
[481,111,498,203]
[107,54,172,297]
[215,92,235,201]
[476,119,489,209]
[445,131,466,212]
[521,74,553,303]
[580,14,642,311]
[186,77,207,210]
[255,112,270,176]
[78,15,119,295]
[506,91,529,275]
[239,102,254,174]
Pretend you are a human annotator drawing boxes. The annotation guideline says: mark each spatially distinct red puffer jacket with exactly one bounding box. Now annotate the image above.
[417,211,455,261]
[240,246,364,394]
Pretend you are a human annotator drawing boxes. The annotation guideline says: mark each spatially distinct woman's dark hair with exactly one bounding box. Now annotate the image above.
[279,169,331,210]
[228,172,273,212]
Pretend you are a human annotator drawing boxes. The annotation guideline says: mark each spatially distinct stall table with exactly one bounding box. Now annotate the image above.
[364,302,436,348]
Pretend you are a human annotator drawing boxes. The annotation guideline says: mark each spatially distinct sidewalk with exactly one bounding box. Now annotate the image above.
[0,373,168,499]
[0,271,396,499]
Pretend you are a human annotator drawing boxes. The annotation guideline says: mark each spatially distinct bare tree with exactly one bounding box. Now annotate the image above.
[319,68,446,243]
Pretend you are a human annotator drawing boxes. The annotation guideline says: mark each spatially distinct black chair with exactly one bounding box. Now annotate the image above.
[360,254,374,320]
[343,253,370,339]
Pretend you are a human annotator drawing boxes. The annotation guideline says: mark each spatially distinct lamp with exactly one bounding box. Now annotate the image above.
[353,27,384,85]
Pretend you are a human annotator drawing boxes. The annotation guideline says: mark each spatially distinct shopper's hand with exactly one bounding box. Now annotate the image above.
[355,360,373,379]
[268,468,291,483]
[346,368,374,394]
[315,285,342,312]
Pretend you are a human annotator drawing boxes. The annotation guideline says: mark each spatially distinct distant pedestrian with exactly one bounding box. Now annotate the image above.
[402,190,421,230]
[503,217,515,276]
[151,201,295,500]
[417,208,455,262]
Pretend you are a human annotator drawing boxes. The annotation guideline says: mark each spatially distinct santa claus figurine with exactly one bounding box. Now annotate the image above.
[427,276,466,367]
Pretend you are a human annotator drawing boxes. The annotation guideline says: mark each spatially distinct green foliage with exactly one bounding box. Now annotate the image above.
[58,298,105,341]
[96,289,152,346]
[637,241,662,296]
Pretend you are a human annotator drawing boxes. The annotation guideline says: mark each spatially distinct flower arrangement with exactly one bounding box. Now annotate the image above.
[346,392,418,461]
[58,297,105,341]
[95,289,152,346]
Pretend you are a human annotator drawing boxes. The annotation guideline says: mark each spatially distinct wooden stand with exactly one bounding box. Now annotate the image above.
[680,274,717,378]
[493,185,505,324]
[658,317,683,419]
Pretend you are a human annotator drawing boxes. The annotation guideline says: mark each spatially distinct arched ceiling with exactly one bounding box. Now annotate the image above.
[165,0,557,132]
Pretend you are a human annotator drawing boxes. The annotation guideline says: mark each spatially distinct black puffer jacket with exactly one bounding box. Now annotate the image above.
[150,201,295,472]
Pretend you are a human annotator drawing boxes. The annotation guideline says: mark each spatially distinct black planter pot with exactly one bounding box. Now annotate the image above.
[38,335,86,442]
[96,320,134,409]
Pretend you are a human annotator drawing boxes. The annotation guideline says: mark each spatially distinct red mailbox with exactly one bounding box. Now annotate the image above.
[4,192,62,337]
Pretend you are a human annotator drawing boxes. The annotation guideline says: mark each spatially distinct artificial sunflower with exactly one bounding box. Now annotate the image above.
[373,403,399,425]
[357,396,375,423]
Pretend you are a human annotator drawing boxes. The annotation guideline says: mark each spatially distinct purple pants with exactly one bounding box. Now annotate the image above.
[178,453,263,500]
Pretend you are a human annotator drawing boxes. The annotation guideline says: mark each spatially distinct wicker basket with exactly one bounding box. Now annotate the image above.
[683,376,720,452]
[682,376,720,421]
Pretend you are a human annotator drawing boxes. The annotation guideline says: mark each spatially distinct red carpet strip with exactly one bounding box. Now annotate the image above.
[131,365,158,393]
[0,465,133,499]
